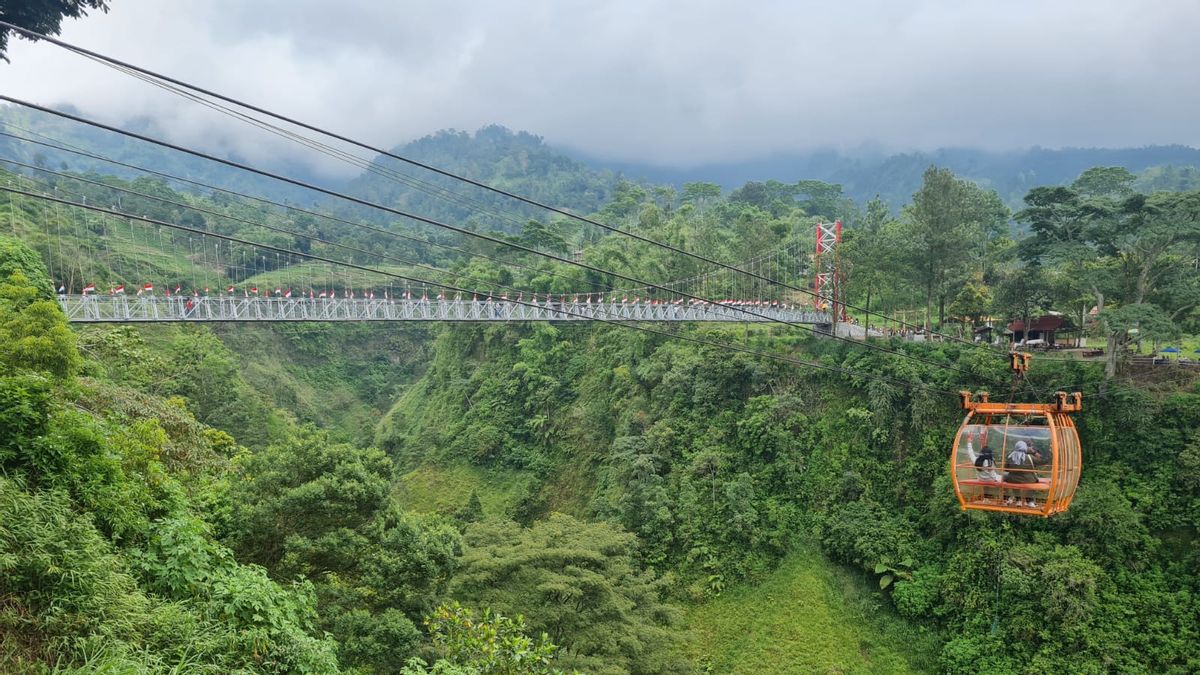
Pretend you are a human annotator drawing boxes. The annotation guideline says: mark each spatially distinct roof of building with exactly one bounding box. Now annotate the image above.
[1007,315,1077,333]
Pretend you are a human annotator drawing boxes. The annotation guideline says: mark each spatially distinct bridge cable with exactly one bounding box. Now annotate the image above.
[92,58,542,235]
[3,157,580,302]
[3,127,812,300]
[3,184,964,398]
[0,128,599,291]
[0,21,1034,362]
[103,46,1096,366]
[0,96,987,380]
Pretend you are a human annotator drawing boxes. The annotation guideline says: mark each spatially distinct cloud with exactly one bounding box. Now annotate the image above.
[1,0,1197,176]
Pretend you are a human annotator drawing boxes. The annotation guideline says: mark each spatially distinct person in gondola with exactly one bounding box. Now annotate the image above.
[1004,441,1040,483]
[963,430,1002,482]
[1003,441,1044,507]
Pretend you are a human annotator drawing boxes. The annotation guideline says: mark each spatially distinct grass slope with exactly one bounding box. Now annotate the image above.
[393,463,534,518]
[686,547,938,674]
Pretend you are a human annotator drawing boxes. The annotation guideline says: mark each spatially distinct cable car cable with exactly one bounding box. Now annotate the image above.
[0,128,599,292]
[0,96,989,381]
[2,184,965,398]
[3,159,556,301]
[0,21,1047,364]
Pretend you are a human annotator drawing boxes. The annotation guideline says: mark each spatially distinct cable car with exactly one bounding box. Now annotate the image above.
[950,355,1083,516]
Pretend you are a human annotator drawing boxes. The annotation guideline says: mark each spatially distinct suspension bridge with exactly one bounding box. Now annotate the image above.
[0,20,893,338]
[56,294,833,324]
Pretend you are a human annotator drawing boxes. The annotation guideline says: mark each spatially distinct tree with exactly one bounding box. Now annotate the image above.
[0,1,109,61]
[451,514,683,674]
[680,182,721,207]
[520,219,568,255]
[225,428,461,671]
[840,196,894,335]
[1017,177,1200,377]
[401,602,568,675]
[992,265,1053,345]
[895,167,1008,329]
[948,274,993,332]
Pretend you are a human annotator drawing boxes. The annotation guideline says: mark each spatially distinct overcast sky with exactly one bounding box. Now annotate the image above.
[2,0,1198,176]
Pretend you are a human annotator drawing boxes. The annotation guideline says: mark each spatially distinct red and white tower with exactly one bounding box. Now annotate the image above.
[813,219,844,321]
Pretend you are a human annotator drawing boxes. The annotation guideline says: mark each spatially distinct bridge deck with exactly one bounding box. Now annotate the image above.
[58,295,832,324]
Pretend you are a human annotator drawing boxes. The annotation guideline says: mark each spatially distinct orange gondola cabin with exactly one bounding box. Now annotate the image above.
[950,389,1083,516]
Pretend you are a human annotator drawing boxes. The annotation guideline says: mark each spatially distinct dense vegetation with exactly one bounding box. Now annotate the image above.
[0,123,1198,674]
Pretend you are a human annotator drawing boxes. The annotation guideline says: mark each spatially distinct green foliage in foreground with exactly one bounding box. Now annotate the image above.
[0,235,339,673]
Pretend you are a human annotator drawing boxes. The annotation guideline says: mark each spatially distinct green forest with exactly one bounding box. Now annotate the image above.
[1,126,1199,675]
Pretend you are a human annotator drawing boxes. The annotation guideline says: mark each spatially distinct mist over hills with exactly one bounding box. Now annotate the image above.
[4,103,1199,217]
[580,144,1200,208]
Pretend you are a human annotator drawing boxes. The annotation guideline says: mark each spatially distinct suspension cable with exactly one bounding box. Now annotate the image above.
[0,21,1045,358]
[2,183,964,397]
[0,96,987,379]
[0,128,596,291]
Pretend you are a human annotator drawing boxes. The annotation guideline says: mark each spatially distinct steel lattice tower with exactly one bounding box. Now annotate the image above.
[813,219,844,320]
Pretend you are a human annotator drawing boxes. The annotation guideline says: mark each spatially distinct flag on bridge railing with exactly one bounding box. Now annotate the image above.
[82,284,95,294]
[113,285,125,295]
[227,286,235,295]
[285,289,292,298]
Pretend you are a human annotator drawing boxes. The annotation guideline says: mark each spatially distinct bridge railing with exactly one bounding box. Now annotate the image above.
[57,295,833,324]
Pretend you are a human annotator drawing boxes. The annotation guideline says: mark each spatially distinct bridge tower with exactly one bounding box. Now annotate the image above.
[813,219,844,321]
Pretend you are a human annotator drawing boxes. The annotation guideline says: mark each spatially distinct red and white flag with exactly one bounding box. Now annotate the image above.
[143,284,153,292]
[113,285,125,295]
[227,286,235,295]
[274,288,282,296]
[82,283,95,294]
[284,288,292,298]
[318,290,327,298]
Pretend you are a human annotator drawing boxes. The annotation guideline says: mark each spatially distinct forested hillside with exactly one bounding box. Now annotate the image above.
[344,126,620,235]
[1,129,1198,674]
[599,145,1200,209]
